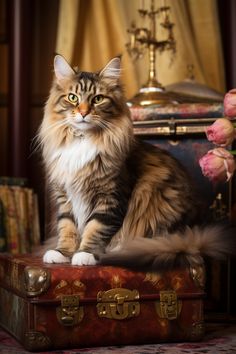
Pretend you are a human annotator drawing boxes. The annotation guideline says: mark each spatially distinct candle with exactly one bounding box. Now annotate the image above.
[140,0,144,10]
[161,0,167,7]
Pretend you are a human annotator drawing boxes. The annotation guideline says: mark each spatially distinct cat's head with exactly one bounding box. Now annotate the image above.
[47,55,129,136]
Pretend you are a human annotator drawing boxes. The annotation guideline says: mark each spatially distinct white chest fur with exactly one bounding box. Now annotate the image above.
[49,137,99,179]
[69,190,89,235]
[49,137,98,234]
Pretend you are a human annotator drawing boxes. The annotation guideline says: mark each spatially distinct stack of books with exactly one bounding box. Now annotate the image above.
[0,177,40,254]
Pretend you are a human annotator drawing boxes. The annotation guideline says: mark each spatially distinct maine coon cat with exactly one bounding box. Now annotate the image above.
[39,54,234,268]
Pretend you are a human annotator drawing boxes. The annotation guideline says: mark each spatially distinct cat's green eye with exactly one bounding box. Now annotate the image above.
[68,93,79,104]
[93,95,104,104]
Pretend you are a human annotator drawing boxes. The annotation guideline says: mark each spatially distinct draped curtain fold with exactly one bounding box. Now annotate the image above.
[55,0,225,100]
[55,0,79,62]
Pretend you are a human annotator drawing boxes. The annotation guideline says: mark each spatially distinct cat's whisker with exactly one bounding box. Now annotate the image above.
[29,130,52,156]
[43,120,69,137]
[91,116,115,131]
[30,134,41,153]
[29,138,43,158]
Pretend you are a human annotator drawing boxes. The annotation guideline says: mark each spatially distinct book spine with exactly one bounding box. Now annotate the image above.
[0,186,9,252]
[0,191,7,252]
[32,193,41,248]
[0,184,41,254]
[6,187,21,254]
[17,187,29,253]
[26,188,34,251]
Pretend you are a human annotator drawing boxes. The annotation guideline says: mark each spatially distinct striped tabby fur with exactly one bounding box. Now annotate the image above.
[39,55,235,268]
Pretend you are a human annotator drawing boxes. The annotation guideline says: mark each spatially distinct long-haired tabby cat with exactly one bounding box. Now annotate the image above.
[39,54,234,268]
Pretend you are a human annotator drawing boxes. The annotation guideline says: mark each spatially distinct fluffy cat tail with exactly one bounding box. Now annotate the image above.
[99,225,236,270]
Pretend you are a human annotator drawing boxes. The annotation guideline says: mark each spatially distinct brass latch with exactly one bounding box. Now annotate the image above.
[97,288,140,320]
[56,295,84,326]
[155,290,182,320]
[168,118,176,135]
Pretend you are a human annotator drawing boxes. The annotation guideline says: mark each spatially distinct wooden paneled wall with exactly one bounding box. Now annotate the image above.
[0,0,59,239]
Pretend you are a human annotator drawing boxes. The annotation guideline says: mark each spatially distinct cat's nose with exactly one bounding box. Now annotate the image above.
[78,102,89,117]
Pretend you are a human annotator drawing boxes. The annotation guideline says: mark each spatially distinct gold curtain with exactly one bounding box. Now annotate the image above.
[55,0,79,62]
[55,0,225,100]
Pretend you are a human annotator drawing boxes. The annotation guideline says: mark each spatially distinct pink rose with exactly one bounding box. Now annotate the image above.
[199,148,236,183]
[224,89,236,118]
[206,118,236,147]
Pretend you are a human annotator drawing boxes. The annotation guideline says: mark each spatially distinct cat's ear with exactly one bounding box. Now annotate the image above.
[99,57,121,79]
[54,55,75,81]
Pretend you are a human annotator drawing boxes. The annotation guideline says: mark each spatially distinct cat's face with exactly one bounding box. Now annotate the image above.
[50,55,126,135]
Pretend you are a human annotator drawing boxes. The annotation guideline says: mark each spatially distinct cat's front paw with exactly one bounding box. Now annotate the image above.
[71,251,97,266]
[43,250,70,264]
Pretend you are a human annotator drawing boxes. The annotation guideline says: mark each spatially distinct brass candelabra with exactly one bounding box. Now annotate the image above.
[127,0,177,106]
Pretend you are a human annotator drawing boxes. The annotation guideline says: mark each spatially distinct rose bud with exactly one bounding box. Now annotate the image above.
[224,88,236,118]
[199,147,236,183]
[206,118,236,147]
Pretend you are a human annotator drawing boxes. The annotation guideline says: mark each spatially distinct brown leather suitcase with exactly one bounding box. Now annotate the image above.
[0,253,205,351]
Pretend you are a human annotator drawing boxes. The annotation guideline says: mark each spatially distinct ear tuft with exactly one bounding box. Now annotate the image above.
[54,55,75,81]
[99,57,121,79]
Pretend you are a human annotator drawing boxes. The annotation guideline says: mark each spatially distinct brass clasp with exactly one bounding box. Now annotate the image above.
[155,290,182,320]
[56,295,84,326]
[97,288,140,320]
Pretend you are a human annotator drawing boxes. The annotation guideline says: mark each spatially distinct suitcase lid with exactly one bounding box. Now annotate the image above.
[0,254,205,303]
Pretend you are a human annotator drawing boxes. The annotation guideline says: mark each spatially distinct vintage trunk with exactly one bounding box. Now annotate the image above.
[0,254,206,351]
[130,105,236,319]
